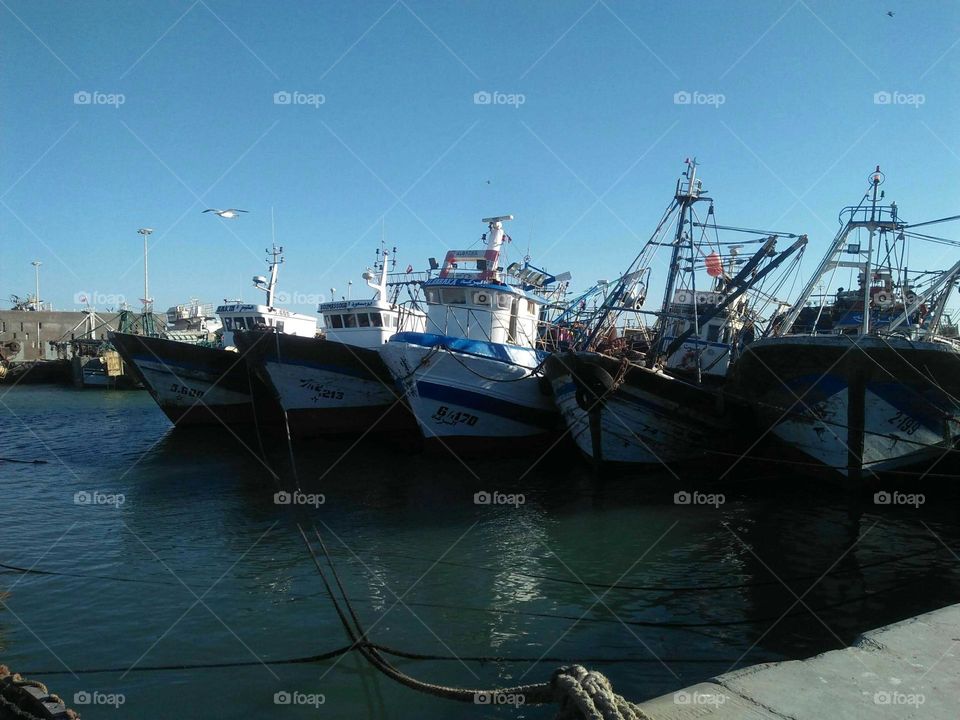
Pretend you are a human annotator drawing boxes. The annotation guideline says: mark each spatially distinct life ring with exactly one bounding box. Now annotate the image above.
[675,292,689,304]
[874,291,890,306]
[905,291,918,305]
[476,293,490,305]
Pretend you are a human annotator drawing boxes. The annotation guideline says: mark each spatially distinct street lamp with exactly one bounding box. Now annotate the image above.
[137,228,154,312]
[31,261,41,310]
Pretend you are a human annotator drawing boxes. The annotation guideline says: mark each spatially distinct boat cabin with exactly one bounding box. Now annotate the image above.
[217,303,317,349]
[320,299,426,349]
[423,280,542,347]
[417,215,546,349]
[662,289,746,376]
[319,248,427,348]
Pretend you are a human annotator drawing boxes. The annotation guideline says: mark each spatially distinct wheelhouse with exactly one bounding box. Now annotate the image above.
[217,303,317,348]
[423,279,543,347]
[319,299,425,349]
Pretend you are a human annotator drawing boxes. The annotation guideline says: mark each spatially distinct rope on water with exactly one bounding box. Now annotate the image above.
[0,458,48,465]
[255,348,659,719]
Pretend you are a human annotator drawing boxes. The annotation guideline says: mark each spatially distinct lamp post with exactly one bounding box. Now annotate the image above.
[31,260,42,359]
[137,228,154,312]
[31,261,41,310]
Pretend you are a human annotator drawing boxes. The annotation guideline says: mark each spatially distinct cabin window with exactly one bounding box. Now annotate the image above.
[358,313,371,328]
[526,300,536,315]
[344,314,357,328]
[497,294,511,309]
[329,314,344,329]
[426,289,440,304]
[371,312,383,327]
[441,288,467,305]
[224,318,233,330]
[276,321,285,332]
[707,324,721,343]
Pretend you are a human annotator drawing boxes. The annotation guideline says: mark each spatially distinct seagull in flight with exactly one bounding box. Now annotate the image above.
[203,208,248,219]
[886,10,894,16]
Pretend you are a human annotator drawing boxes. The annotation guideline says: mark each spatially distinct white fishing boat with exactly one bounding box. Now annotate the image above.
[379,216,564,452]
[111,245,316,427]
[235,247,428,436]
[545,160,807,466]
[729,167,960,479]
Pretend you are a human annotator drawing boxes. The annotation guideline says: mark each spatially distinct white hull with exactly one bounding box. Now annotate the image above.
[770,385,958,475]
[262,360,396,413]
[549,365,727,465]
[134,357,250,410]
[379,341,558,446]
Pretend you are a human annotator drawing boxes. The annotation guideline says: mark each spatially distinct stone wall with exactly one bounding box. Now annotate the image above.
[0,311,123,361]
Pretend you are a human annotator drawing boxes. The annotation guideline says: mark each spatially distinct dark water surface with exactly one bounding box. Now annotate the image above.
[2,386,959,718]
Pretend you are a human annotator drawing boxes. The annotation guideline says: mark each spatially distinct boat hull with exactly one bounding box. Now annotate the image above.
[234,330,414,437]
[110,332,281,427]
[728,335,960,477]
[544,351,745,467]
[379,334,560,453]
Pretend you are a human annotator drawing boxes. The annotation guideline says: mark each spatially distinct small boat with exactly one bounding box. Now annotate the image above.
[235,247,427,437]
[545,160,807,466]
[111,244,316,428]
[728,167,960,479]
[379,215,564,452]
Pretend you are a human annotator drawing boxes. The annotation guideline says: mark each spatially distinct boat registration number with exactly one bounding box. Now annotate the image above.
[432,405,478,426]
[887,411,921,436]
[169,382,204,399]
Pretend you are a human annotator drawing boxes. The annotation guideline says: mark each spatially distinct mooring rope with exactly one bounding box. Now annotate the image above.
[0,666,76,720]
[245,356,653,717]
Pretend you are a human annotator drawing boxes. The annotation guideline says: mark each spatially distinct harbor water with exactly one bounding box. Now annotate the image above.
[2,386,960,718]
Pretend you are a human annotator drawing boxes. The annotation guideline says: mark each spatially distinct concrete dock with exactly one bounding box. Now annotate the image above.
[636,603,958,719]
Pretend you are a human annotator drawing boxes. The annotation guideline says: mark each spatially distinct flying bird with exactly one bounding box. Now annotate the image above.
[887,10,894,16]
[203,208,248,219]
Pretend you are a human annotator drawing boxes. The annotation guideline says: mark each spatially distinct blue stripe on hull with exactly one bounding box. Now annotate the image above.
[416,380,557,430]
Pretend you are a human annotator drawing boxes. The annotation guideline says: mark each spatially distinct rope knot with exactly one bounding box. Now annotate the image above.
[550,665,650,720]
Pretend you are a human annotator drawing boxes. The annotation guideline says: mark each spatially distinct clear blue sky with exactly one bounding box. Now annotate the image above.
[2,0,959,315]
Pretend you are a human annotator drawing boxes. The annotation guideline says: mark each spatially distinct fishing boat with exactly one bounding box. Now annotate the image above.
[728,167,960,479]
[235,247,427,437]
[545,160,807,466]
[111,245,316,427]
[378,215,565,452]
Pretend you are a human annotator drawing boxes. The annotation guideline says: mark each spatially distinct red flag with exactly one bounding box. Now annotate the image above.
[405,264,413,273]
[705,252,723,277]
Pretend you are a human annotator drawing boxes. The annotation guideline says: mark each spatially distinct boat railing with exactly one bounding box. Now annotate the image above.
[837,203,903,228]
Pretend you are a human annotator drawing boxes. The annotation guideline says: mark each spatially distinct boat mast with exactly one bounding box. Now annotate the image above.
[264,244,283,307]
[860,166,883,335]
[649,158,701,366]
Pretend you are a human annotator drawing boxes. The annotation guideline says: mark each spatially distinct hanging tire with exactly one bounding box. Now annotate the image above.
[572,360,615,412]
